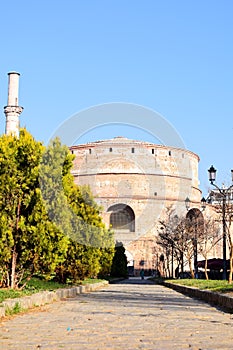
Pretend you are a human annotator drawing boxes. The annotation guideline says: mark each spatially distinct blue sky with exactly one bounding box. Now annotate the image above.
[0,0,232,196]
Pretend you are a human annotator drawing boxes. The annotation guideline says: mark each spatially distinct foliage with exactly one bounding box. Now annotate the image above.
[5,302,23,316]
[0,288,31,303]
[110,243,128,278]
[0,132,114,289]
[80,278,104,284]
[0,130,70,288]
[0,276,105,303]
[0,277,65,303]
[40,138,115,284]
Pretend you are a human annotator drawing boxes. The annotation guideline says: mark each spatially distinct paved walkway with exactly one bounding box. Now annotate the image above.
[0,278,233,349]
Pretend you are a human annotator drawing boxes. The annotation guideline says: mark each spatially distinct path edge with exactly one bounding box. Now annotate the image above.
[0,280,109,318]
[163,281,233,313]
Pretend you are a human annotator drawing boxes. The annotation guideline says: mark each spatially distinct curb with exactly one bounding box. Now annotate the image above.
[0,280,109,318]
[108,277,127,284]
[164,281,233,313]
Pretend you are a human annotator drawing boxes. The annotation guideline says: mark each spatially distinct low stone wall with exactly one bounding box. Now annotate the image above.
[0,280,109,318]
[164,281,233,313]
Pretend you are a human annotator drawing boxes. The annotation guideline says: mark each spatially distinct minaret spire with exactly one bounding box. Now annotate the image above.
[4,72,23,137]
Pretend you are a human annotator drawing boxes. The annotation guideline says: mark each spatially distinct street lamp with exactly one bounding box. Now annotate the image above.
[201,197,207,210]
[185,197,206,278]
[208,165,233,280]
[185,197,190,210]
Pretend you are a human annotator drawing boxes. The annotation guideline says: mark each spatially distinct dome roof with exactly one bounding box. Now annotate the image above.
[76,136,154,147]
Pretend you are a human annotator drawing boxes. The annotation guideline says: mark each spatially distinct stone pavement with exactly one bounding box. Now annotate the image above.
[0,278,233,350]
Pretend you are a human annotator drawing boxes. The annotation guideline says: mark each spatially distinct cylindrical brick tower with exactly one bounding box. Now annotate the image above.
[70,136,202,275]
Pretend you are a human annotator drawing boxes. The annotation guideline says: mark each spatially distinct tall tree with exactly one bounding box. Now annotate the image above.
[0,130,69,288]
[197,216,221,279]
[157,207,188,277]
[0,130,42,287]
[0,133,114,288]
[40,138,114,283]
[208,195,233,283]
[110,243,128,278]
[157,206,201,279]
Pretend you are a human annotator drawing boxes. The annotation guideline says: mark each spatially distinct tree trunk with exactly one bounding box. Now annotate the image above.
[204,257,209,280]
[6,269,10,288]
[181,251,184,274]
[11,199,21,289]
[188,257,194,279]
[11,246,17,289]
[166,254,170,278]
[229,245,233,284]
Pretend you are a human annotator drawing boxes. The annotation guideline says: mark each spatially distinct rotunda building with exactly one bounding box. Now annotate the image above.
[70,136,202,275]
[0,71,223,277]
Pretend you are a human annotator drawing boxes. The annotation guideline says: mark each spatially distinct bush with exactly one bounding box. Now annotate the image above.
[110,244,128,278]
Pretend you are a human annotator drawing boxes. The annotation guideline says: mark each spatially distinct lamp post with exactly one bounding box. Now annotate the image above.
[185,197,206,278]
[208,165,233,280]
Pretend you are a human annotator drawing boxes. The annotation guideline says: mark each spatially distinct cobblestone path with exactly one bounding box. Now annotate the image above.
[0,278,233,349]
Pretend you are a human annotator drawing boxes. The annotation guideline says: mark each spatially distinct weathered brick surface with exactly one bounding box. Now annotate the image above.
[70,137,219,273]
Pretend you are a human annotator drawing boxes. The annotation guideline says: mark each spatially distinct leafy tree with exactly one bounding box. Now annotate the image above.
[0,133,114,288]
[40,138,114,283]
[110,243,128,278]
[0,130,42,288]
[0,130,69,288]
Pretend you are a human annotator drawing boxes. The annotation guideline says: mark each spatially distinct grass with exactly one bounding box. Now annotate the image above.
[5,302,23,316]
[0,288,31,303]
[0,276,105,303]
[80,278,105,285]
[0,276,105,317]
[0,278,66,304]
[166,279,233,294]
[24,277,67,292]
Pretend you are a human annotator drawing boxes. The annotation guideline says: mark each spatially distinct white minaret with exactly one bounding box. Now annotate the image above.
[4,72,23,137]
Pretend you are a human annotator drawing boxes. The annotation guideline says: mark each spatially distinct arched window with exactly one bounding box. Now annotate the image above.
[107,204,135,232]
[186,208,204,224]
[186,208,205,236]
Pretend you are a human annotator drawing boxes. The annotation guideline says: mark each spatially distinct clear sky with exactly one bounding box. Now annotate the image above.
[0,0,232,196]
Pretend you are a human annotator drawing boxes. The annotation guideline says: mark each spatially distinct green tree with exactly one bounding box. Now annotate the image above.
[110,243,128,278]
[0,133,114,288]
[0,130,69,288]
[0,130,43,288]
[40,138,114,283]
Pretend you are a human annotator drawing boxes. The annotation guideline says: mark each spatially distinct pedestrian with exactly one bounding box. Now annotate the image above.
[140,268,144,280]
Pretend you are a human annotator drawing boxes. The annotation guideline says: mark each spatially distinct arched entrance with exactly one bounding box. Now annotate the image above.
[107,203,135,232]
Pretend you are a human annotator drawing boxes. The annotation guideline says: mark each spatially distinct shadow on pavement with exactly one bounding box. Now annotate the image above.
[69,277,207,313]
[113,277,154,285]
